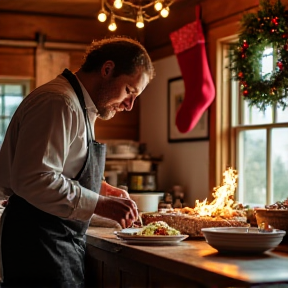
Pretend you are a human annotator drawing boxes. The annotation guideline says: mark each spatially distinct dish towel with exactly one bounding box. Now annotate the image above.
[169,5,215,133]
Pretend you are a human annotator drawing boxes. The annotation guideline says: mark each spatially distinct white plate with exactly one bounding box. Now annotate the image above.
[116,231,189,245]
[118,228,143,235]
[201,227,286,254]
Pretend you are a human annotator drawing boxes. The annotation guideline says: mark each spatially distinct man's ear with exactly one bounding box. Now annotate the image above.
[101,61,115,77]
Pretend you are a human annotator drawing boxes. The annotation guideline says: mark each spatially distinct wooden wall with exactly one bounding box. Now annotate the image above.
[0,12,141,140]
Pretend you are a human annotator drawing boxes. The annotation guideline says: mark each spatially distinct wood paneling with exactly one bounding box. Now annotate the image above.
[95,100,140,140]
[0,0,100,18]
[0,12,98,43]
[69,51,86,72]
[0,47,34,77]
[0,13,140,141]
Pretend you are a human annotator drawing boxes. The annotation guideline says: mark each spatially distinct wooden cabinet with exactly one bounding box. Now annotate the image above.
[85,227,288,288]
[84,228,219,288]
[85,244,149,288]
[84,243,203,288]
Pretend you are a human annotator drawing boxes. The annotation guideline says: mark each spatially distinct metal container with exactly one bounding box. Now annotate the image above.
[128,172,157,191]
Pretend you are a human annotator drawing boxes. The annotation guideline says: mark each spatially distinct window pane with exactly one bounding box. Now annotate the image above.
[242,102,272,125]
[4,85,23,96]
[0,84,25,145]
[276,98,288,122]
[0,118,10,143]
[2,95,23,117]
[241,47,274,126]
[239,130,267,206]
[272,128,288,203]
[261,47,273,80]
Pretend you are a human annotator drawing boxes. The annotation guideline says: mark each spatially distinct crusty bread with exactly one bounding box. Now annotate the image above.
[142,212,248,238]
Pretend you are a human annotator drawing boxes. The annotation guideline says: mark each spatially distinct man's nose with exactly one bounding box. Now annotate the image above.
[124,96,135,111]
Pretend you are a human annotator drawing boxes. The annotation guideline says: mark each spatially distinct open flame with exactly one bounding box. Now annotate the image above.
[194,167,238,217]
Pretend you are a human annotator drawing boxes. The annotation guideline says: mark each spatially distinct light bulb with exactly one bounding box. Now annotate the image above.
[136,21,144,28]
[136,11,144,28]
[97,10,107,22]
[108,15,117,31]
[113,0,123,9]
[160,6,169,18]
[154,1,163,11]
[108,22,117,31]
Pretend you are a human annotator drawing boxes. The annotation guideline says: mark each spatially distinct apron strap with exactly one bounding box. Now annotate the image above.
[62,69,86,111]
[61,68,94,142]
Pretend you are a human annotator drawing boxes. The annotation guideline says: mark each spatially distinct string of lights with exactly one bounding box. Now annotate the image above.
[97,0,174,31]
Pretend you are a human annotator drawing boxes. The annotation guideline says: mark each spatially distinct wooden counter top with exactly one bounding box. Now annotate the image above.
[86,227,288,288]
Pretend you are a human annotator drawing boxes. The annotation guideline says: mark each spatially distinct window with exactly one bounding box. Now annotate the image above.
[0,79,31,145]
[228,45,288,207]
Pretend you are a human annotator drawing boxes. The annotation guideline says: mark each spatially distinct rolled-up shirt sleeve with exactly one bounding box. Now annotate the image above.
[8,90,98,221]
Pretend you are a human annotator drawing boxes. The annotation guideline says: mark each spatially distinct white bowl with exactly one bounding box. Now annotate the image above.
[201,227,286,254]
[129,193,164,212]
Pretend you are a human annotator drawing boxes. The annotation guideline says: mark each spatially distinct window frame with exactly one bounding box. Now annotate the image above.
[218,37,288,206]
[0,77,32,143]
[0,77,32,94]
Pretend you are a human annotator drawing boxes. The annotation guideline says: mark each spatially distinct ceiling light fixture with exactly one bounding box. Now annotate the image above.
[136,9,145,28]
[97,0,174,31]
[108,14,117,31]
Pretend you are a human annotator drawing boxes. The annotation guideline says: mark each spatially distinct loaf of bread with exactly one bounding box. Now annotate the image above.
[142,212,248,238]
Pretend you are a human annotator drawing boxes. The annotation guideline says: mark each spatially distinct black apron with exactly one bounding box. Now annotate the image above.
[0,69,106,288]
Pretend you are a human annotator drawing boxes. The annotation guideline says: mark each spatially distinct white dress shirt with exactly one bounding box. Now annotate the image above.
[0,73,100,221]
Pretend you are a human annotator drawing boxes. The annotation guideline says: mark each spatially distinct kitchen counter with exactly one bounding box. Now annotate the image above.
[85,227,288,288]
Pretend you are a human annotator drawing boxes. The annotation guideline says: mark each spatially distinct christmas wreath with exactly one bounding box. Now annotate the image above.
[230,0,288,111]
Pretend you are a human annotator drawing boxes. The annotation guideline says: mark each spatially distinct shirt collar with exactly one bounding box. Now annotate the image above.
[75,74,99,115]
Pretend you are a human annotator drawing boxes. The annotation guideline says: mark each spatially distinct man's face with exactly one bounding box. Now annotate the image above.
[95,69,149,120]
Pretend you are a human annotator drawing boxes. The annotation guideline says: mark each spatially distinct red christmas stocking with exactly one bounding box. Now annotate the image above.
[169,5,215,133]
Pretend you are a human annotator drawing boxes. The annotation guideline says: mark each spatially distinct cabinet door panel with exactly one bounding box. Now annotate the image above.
[119,257,148,288]
[149,267,206,288]
[103,264,121,288]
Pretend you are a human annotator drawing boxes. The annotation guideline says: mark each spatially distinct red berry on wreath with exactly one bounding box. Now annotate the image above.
[238,72,243,78]
[241,81,248,87]
[243,42,249,49]
[243,90,249,96]
[272,17,279,25]
[277,62,283,70]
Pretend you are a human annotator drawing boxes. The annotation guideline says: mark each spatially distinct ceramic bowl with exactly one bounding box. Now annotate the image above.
[201,227,286,254]
[129,192,164,213]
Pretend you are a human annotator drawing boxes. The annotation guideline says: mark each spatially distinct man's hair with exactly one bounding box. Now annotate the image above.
[81,36,155,80]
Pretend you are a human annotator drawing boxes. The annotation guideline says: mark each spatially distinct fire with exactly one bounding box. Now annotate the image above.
[194,167,238,217]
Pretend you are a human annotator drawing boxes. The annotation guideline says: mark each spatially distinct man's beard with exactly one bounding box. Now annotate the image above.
[95,81,117,120]
[97,105,116,120]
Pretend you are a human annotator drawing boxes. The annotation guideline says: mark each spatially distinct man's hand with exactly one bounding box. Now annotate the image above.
[100,181,130,198]
[94,195,138,228]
